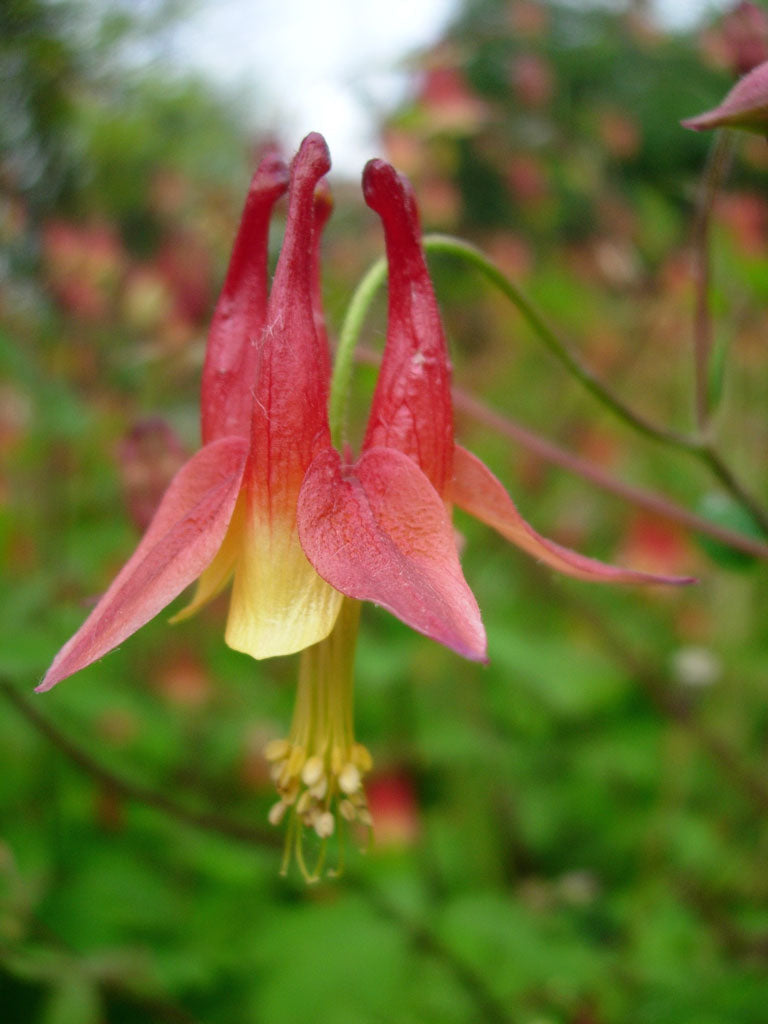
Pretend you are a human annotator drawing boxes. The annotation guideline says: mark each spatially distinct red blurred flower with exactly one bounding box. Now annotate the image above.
[418,62,489,134]
[117,419,189,533]
[367,770,421,847]
[699,2,768,77]
[511,53,553,109]
[42,220,125,320]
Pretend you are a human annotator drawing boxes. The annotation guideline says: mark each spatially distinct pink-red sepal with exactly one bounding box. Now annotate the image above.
[297,446,487,662]
[38,436,249,692]
[247,133,332,509]
[681,59,768,133]
[201,153,289,444]
[449,445,696,586]
[361,159,454,494]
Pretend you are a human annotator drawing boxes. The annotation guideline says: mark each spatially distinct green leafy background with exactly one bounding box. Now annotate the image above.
[2,1,768,1022]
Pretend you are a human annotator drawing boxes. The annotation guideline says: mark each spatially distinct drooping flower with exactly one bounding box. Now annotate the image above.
[41,133,691,876]
[40,136,498,693]
[681,57,768,133]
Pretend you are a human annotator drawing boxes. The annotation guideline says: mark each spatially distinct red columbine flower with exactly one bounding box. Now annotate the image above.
[40,133,690,877]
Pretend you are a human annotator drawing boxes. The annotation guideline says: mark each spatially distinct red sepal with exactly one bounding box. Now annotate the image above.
[201,152,289,444]
[361,159,453,494]
[298,446,487,662]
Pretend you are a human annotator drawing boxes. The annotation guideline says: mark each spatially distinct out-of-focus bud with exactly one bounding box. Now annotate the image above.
[418,57,489,134]
[618,513,694,579]
[511,53,553,109]
[507,0,550,39]
[700,2,768,77]
[153,651,212,709]
[42,220,125,320]
[120,263,175,332]
[117,418,188,532]
[156,233,212,326]
[670,645,722,689]
[367,769,421,848]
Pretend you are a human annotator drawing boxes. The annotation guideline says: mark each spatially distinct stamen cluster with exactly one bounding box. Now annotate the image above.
[265,739,373,838]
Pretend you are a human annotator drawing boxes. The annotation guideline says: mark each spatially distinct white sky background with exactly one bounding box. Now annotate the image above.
[169,0,729,178]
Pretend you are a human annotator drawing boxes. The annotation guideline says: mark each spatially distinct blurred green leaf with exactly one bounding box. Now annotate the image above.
[695,492,763,569]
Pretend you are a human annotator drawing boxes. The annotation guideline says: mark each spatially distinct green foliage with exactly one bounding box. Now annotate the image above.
[2,1,768,1023]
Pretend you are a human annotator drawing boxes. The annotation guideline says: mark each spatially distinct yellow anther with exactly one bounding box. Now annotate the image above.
[264,738,291,762]
[301,755,324,787]
[309,777,328,800]
[339,799,357,822]
[296,790,313,816]
[339,762,361,795]
[314,811,335,838]
[268,801,287,826]
[281,777,299,805]
[352,743,373,772]
[286,744,306,776]
[264,600,370,879]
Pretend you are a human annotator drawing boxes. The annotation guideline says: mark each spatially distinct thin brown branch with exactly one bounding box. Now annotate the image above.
[542,584,768,818]
[0,677,280,849]
[349,874,517,1024]
[453,385,768,558]
[2,676,515,1024]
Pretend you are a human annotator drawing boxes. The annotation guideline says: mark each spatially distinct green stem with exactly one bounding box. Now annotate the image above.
[423,234,696,451]
[329,256,387,446]
[329,232,768,536]
[425,233,768,534]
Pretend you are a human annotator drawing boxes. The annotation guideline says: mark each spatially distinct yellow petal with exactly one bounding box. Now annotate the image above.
[225,512,343,659]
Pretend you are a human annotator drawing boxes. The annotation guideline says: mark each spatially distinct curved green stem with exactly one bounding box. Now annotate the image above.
[423,234,696,452]
[424,234,768,534]
[329,256,387,447]
[329,232,768,536]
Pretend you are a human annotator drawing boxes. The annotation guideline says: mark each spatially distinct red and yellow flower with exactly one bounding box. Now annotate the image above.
[40,133,690,876]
